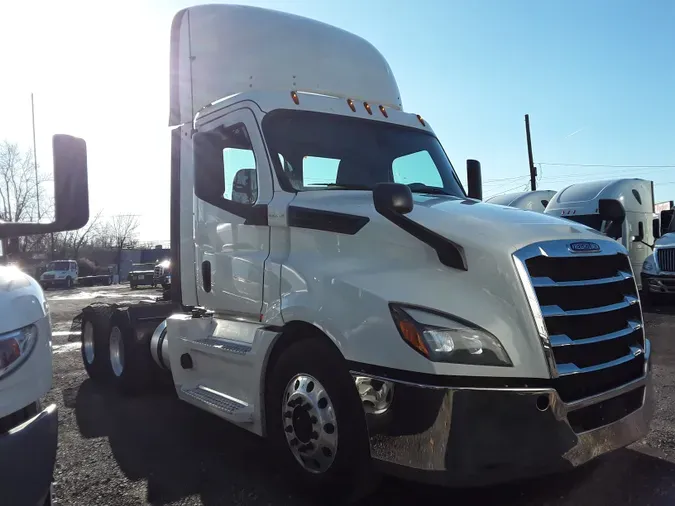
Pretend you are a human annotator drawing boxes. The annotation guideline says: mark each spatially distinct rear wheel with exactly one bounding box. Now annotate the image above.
[107,311,156,395]
[265,338,377,503]
[130,283,137,290]
[81,306,115,382]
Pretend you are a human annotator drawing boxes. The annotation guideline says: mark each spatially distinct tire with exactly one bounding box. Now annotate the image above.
[66,277,73,289]
[265,338,377,504]
[107,310,156,395]
[81,305,115,382]
[130,283,137,290]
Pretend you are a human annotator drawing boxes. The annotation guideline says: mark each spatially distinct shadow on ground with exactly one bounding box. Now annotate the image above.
[67,379,675,506]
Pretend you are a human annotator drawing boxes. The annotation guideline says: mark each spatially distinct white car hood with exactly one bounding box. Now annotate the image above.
[0,266,47,334]
[656,232,675,248]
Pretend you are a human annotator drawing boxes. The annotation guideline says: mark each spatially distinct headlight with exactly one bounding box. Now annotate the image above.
[389,305,512,366]
[0,325,38,378]
[643,255,657,274]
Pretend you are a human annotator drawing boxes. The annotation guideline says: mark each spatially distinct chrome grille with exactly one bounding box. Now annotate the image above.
[657,247,675,272]
[154,265,163,278]
[514,240,646,403]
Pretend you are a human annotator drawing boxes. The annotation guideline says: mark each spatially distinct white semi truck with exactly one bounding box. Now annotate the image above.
[641,203,675,304]
[485,189,557,213]
[545,178,657,285]
[77,4,652,499]
[0,135,89,505]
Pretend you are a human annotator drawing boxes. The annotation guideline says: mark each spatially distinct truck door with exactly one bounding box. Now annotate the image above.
[193,107,272,319]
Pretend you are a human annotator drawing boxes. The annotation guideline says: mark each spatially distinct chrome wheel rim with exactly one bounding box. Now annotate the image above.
[109,326,125,377]
[82,321,95,364]
[282,374,338,474]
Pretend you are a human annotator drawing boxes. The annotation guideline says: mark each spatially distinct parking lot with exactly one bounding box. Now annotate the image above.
[46,284,675,506]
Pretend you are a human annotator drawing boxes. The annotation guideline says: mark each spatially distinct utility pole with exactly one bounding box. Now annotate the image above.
[31,93,41,220]
[525,114,537,191]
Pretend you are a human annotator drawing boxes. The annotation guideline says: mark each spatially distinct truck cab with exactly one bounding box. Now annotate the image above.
[40,259,78,289]
[485,189,556,213]
[76,4,652,498]
[641,204,675,302]
[0,135,89,505]
[545,178,656,285]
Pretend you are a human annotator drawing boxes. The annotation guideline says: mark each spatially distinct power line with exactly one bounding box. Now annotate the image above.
[538,162,675,169]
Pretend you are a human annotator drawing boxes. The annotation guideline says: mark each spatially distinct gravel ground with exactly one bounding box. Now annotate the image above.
[45,285,675,506]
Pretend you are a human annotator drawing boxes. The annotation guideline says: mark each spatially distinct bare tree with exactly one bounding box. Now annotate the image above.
[109,214,140,277]
[67,210,104,259]
[0,140,51,256]
[0,141,48,223]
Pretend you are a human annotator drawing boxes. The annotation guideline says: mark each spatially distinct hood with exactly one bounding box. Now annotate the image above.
[0,266,47,334]
[291,191,610,256]
[41,270,71,276]
[656,232,675,248]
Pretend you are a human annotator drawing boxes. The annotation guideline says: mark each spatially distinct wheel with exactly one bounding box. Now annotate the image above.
[265,338,377,503]
[107,311,156,395]
[66,277,73,289]
[162,283,170,290]
[81,305,115,382]
[130,283,137,290]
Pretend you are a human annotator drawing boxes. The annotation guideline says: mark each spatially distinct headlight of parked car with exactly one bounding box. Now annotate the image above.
[642,255,658,275]
[389,304,512,366]
[0,325,38,378]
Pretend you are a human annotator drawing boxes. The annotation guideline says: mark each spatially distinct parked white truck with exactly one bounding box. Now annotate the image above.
[641,203,675,303]
[77,4,652,499]
[485,189,556,213]
[545,178,656,285]
[0,135,89,505]
[39,259,79,289]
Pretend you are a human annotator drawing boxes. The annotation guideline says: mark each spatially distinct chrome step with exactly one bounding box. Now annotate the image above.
[182,385,253,423]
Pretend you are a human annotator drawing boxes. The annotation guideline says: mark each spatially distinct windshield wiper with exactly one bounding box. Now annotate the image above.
[306,183,373,190]
[407,183,450,195]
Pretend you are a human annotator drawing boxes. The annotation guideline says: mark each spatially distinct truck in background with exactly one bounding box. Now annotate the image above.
[0,135,89,506]
[485,189,556,213]
[39,259,78,289]
[641,201,675,304]
[544,178,656,286]
[75,4,652,500]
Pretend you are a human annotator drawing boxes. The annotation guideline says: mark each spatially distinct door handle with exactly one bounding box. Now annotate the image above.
[202,260,212,293]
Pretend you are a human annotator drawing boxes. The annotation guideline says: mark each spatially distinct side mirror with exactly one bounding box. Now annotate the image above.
[661,209,674,236]
[632,222,644,242]
[466,159,482,200]
[0,134,89,239]
[373,183,413,215]
[654,218,662,239]
[193,131,225,204]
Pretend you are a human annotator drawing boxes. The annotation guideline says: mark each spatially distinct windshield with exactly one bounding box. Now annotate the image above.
[262,110,466,196]
[132,263,155,271]
[48,261,71,271]
[560,215,603,231]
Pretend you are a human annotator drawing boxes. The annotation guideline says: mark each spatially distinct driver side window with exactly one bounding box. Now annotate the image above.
[220,123,258,205]
[393,150,443,187]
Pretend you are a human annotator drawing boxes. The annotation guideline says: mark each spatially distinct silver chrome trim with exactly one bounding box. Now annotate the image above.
[355,360,653,484]
[556,346,643,376]
[513,254,558,377]
[541,295,638,317]
[513,238,641,380]
[531,270,632,288]
[549,320,642,347]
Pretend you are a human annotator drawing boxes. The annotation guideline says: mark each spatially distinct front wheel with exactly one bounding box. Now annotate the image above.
[265,338,377,503]
[65,277,73,289]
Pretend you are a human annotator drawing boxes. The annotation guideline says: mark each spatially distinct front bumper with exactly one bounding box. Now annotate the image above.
[352,360,653,487]
[0,403,58,505]
[642,272,675,294]
[40,278,68,288]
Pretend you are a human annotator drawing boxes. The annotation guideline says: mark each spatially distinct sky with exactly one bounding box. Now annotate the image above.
[1,0,674,242]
